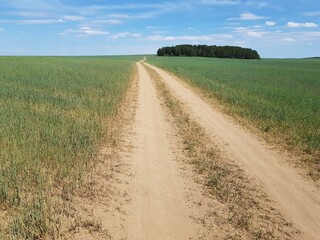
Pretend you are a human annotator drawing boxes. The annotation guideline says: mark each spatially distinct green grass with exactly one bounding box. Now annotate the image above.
[147,56,320,158]
[0,56,140,239]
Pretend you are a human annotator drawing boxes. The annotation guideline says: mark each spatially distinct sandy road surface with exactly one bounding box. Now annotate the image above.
[126,62,196,239]
[144,62,320,240]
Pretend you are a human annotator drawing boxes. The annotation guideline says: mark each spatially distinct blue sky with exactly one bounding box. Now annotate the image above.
[0,0,319,57]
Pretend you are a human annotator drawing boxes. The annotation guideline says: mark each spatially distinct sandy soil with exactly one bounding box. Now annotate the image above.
[124,62,197,239]
[144,62,320,240]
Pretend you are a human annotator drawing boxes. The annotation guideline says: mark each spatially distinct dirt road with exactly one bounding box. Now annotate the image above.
[68,61,319,239]
[125,62,197,239]
[67,61,217,240]
[144,62,320,240]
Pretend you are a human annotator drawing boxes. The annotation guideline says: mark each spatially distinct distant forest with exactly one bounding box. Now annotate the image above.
[157,44,260,59]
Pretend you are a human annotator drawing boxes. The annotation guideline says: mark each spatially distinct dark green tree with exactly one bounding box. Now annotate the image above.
[157,44,260,59]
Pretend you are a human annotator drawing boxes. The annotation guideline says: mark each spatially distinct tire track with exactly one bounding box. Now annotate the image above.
[125,62,196,239]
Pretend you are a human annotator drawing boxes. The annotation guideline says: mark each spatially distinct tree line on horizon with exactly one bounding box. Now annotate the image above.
[157,44,260,59]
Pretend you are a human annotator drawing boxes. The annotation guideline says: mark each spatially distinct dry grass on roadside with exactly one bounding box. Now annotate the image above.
[146,65,300,240]
[59,63,139,239]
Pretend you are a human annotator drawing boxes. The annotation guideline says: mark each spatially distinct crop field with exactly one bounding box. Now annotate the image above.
[147,56,320,159]
[1,55,319,239]
[0,56,139,238]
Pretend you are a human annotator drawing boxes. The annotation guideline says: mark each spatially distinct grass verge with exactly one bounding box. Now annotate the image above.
[0,56,140,239]
[61,61,139,239]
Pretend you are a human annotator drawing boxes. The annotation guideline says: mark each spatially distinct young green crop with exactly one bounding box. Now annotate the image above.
[0,56,140,238]
[147,56,320,159]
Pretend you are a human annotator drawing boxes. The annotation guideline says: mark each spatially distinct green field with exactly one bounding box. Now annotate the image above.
[0,56,140,238]
[147,56,320,158]
[1,55,319,238]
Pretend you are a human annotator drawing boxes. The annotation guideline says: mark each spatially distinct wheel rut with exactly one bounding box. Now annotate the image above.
[124,62,196,239]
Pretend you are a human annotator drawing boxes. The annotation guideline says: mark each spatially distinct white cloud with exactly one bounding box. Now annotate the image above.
[228,12,266,20]
[0,18,65,24]
[0,27,4,31]
[247,31,265,37]
[60,26,110,36]
[152,30,169,34]
[76,19,122,28]
[78,27,109,35]
[147,35,209,41]
[232,26,266,37]
[111,32,142,39]
[146,34,233,42]
[265,21,276,26]
[302,11,320,17]
[1,2,188,25]
[80,27,109,35]
[63,15,85,21]
[298,31,320,40]
[2,11,50,18]
[92,19,122,24]
[201,0,240,5]
[94,2,190,19]
[19,19,63,24]
[233,27,248,31]
[241,13,266,20]
[283,37,295,42]
[231,27,320,46]
[287,22,318,28]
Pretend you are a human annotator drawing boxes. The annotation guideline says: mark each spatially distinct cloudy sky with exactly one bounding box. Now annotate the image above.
[0,0,319,57]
